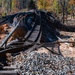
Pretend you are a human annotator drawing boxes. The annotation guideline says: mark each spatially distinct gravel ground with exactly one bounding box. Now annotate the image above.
[6,47,75,75]
[1,18,75,75]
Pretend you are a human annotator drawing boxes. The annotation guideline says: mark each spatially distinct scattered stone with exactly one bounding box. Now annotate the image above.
[7,49,75,75]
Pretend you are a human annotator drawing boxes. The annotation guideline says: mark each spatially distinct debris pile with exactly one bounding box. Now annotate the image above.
[5,49,75,75]
[0,10,75,75]
[0,10,75,43]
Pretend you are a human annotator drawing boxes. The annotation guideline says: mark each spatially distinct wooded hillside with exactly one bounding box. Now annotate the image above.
[0,0,75,23]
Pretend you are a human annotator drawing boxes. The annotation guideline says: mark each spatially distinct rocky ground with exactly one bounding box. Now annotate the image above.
[6,48,75,75]
[0,18,75,75]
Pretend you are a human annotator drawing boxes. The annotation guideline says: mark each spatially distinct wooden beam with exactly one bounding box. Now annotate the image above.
[0,70,18,75]
[0,15,27,47]
[0,44,33,57]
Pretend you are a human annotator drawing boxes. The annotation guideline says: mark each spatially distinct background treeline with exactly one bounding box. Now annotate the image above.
[0,0,37,14]
[0,0,75,22]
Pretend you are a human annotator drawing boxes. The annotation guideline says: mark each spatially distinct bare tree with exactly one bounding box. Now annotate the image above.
[58,0,68,23]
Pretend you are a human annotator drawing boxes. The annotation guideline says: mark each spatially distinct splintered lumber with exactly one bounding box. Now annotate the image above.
[0,11,35,25]
[21,25,41,45]
[0,15,27,47]
[0,22,20,47]
[0,10,75,55]
[0,10,75,44]
[0,70,18,75]
[0,44,33,57]
[3,66,16,70]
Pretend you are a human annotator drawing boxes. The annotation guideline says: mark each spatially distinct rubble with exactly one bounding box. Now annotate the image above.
[6,48,75,75]
[0,10,75,75]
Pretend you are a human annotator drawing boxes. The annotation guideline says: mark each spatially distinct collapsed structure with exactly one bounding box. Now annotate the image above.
[0,10,75,43]
[0,10,75,74]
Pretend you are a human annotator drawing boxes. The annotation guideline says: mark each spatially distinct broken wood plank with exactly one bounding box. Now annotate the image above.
[0,70,18,75]
[3,66,16,70]
[0,44,33,57]
[0,15,27,47]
